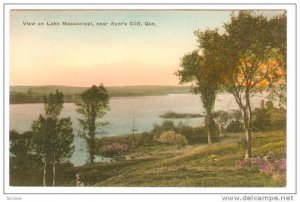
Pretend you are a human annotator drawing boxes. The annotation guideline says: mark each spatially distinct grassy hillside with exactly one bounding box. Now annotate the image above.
[60,130,285,187]
[10,85,191,104]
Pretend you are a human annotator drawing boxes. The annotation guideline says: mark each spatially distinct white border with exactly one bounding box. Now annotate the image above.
[2,3,297,195]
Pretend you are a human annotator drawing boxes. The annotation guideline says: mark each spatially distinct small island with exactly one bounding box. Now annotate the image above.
[159,111,204,119]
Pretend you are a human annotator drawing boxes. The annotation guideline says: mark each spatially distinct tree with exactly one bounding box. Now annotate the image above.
[32,90,74,186]
[10,130,41,185]
[176,30,224,145]
[10,130,34,170]
[43,89,64,186]
[76,84,109,164]
[176,52,217,144]
[221,11,286,158]
[267,13,287,108]
[179,11,286,158]
[52,117,74,185]
[32,115,56,186]
[44,89,64,118]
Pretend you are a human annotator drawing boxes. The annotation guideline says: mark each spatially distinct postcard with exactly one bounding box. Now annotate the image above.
[1,1,298,201]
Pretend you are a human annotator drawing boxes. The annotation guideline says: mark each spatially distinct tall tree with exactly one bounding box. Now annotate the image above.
[52,117,74,185]
[76,84,109,164]
[221,11,286,158]
[32,90,74,186]
[178,11,286,157]
[32,115,56,186]
[43,89,64,186]
[176,30,225,144]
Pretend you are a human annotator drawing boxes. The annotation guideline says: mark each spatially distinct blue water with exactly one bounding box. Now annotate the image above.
[9,93,267,165]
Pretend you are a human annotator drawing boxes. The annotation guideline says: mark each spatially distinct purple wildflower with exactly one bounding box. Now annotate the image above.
[236,152,286,180]
[277,158,286,175]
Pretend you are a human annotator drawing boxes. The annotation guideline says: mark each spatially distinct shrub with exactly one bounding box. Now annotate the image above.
[176,123,208,144]
[99,142,129,157]
[155,131,188,146]
[136,132,157,146]
[151,121,212,145]
[152,121,176,139]
[228,109,243,120]
[213,110,244,134]
[252,108,272,131]
[252,102,286,131]
[213,110,230,135]
[226,120,244,133]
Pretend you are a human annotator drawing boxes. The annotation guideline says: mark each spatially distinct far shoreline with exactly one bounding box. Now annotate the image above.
[9,93,197,104]
[9,85,193,104]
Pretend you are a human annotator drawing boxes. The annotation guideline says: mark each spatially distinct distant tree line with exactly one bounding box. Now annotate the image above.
[10,86,191,104]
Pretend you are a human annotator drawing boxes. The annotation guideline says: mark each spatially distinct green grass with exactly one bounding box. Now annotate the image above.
[10,130,285,187]
[64,130,286,187]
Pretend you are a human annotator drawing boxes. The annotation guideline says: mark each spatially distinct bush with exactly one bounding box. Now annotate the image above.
[152,121,213,144]
[152,121,176,138]
[176,123,208,144]
[226,120,244,133]
[252,102,286,131]
[136,132,157,146]
[99,142,129,157]
[213,110,230,135]
[213,110,244,134]
[155,131,188,146]
[228,109,243,120]
[252,108,271,131]
[176,121,219,144]
[151,121,219,145]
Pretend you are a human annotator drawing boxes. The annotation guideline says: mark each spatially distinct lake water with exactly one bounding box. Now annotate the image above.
[9,93,267,166]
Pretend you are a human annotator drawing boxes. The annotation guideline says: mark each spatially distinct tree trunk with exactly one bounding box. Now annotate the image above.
[245,127,252,159]
[207,127,212,145]
[89,113,96,164]
[242,107,252,159]
[218,122,223,137]
[43,159,47,186]
[52,152,56,186]
[231,90,253,159]
[205,109,212,145]
[244,90,252,159]
[90,147,94,164]
[88,136,95,164]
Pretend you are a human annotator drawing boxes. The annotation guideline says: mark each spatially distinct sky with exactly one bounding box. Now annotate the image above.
[10,10,283,87]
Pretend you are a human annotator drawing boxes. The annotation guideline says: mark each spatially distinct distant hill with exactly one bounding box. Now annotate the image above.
[11,85,87,95]
[10,85,191,104]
